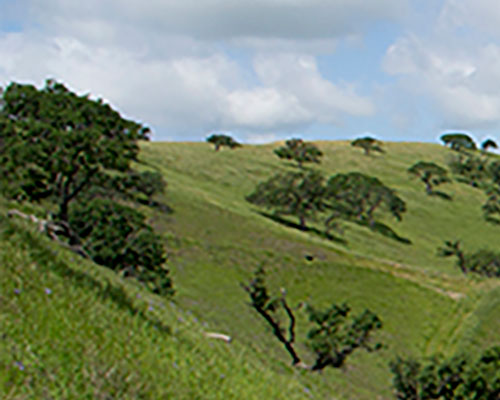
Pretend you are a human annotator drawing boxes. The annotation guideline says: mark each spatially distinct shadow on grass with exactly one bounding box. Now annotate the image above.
[1,218,171,335]
[354,219,412,245]
[257,211,347,244]
[485,216,500,225]
[429,191,453,201]
[139,199,174,214]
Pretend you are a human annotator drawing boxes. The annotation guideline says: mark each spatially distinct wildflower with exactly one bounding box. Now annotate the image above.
[44,288,52,295]
[172,361,179,369]
[148,305,154,311]
[14,289,21,295]
[14,361,25,371]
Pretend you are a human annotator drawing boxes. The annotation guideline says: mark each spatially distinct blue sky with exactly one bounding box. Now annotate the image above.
[1,0,500,145]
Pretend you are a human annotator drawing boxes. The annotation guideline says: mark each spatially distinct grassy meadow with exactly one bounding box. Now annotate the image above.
[2,140,500,399]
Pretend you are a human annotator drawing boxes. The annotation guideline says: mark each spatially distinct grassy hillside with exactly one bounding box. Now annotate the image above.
[2,140,500,399]
[0,207,308,399]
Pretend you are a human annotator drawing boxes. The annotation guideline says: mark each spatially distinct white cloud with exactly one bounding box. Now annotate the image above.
[254,53,374,123]
[383,27,500,131]
[0,31,374,139]
[1,0,409,141]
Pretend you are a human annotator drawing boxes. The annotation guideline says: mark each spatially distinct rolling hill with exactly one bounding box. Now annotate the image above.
[2,140,500,399]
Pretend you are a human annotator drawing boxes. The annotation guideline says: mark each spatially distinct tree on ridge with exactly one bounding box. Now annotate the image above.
[351,136,384,156]
[206,134,241,151]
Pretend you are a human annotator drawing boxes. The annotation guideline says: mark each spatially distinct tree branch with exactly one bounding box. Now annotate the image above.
[7,209,90,259]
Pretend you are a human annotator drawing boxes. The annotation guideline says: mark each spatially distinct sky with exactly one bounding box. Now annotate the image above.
[2,0,500,144]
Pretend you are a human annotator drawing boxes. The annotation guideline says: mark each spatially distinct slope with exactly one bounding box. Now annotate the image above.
[139,140,500,399]
[2,140,500,399]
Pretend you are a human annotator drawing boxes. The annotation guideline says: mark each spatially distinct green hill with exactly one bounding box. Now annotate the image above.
[2,140,500,399]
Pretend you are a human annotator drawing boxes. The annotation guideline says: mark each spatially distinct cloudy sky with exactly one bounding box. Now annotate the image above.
[1,0,500,144]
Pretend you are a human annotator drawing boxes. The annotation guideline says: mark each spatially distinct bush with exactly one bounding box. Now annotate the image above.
[69,198,173,296]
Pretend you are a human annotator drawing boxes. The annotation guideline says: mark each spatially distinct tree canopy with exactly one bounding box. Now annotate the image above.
[246,170,325,230]
[351,136,384,156]
[441,133,476,152]
[0,79,172,295]
[438,240,500,277]
[482,187,500,223]
[243,267,382,371]
[68,198,172,295]
[408,161,450,195]
[391,346,500,399]
[274,138,323,168]
[481,138,498,152]
[306,303,382,370]
[0,79,150,222]
[448,154,488,188]
[324,172,406,227]
[206,134,241,151]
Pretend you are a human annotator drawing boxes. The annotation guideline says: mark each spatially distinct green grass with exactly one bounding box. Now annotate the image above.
[2,140,500,399]
[0,216,310,399]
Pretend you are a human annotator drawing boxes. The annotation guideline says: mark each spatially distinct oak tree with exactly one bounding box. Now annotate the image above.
[246,170,325,230]
[0,79,172,295]
[324,172,406,228]
[441,133,476,152]
[408,161,450,195]
[206,134,241,151]
[274,138,323,168]
[351,136,384,156]
[0,79,150,223]
[481,138,498,153]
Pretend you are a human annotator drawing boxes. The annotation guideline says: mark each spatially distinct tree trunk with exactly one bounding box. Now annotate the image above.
[458,252,467,274]
[298,215,307,230]
[58,199,69,224]
[254,307,302,366]
[424,178,433,195]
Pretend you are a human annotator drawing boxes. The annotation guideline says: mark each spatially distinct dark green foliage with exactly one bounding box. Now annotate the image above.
[206,134,241,151]
[441,133,477,152]
[390,357,421,400]
[120,170,166,205]
[482,187,500,223]
[68,198,173,296]
[324,172,406,227]
[465,250,500,277]
[241,267,301,365]
[437,240,467,274]
[438,240,500,277]
[0,79,172,296]
[448,154,488,188]
[390,346,500,399]
[351,136,384,156]
[246,170,325,230]
[274,138,323,168]
[408,161,450,195]
[247,169,405,238]
[0,79,150,222]
[481,138,498,152]
[83,170,168,209]
[488,161,500,186]
[306,303,382,370]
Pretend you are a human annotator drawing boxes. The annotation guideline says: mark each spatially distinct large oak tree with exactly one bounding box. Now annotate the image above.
[0,79,150,223]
